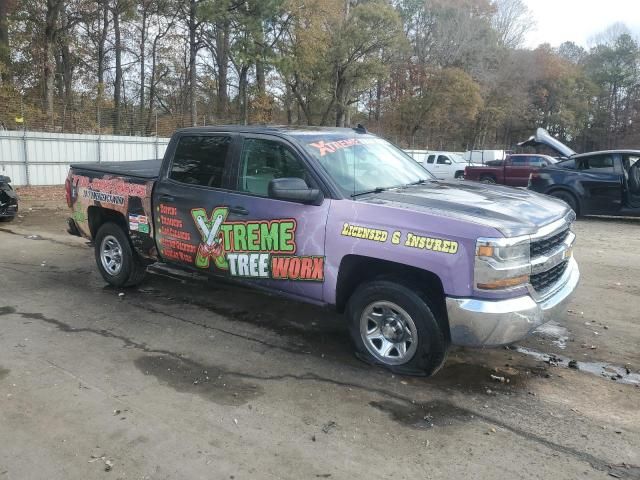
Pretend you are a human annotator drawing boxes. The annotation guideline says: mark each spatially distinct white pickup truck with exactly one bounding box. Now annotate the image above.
[414,151,479,180]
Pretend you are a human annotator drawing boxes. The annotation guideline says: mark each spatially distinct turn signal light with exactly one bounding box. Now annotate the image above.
[477,245,494,257]
[477,275,529,290]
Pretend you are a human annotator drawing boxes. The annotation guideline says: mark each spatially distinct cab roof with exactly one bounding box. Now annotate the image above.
[174,125,370,136]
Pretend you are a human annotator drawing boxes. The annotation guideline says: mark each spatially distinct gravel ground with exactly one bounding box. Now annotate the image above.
[0,199,638,480]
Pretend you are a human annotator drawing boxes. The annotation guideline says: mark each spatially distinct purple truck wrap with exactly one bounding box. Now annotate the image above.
[66,126,579,376]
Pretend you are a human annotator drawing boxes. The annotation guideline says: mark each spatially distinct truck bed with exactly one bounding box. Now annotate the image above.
[70,159,162,179]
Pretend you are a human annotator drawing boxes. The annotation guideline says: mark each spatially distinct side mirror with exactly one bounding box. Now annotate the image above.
[444,159,452,165]
[268,177,324,206]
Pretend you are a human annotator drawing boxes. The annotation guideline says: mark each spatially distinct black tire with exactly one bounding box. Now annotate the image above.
[480,175,496,184]
[94,222,147,287]
[549,190,579,215]
[454,171,465,180]
[346,280,448,376]
[0,216,14,222]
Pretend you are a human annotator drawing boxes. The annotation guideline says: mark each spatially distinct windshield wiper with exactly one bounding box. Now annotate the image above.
[351,187,388,197]
[406,179,428,186]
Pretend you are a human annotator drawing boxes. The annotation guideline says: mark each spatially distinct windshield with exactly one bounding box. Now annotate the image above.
[297,133,434,196]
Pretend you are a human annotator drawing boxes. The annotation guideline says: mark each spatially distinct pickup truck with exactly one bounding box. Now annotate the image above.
[66,126,579,376]
[419,151,478,180]
[464,154,557,186]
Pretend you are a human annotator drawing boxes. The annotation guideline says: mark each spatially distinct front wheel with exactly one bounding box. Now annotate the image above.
[94,222,147,287]
[480,175,496,184]
[549,190,579,215]
[346,280,448,376]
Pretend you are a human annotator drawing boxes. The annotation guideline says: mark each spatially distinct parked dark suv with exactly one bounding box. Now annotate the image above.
[0,175,18,222]
[522,129,640,216]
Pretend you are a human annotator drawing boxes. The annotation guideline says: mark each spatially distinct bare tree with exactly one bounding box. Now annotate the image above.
[492,0,533,49]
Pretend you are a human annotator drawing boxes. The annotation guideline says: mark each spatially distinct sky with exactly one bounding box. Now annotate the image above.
[522,0,640,48]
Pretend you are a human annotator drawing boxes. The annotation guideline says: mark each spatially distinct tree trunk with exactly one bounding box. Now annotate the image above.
[375,77,382,122]
[58,12,73,103]
[43,0,63,124]
[254,22,265,94]
[113,2,122,134]
[96,1,108,130]
[146,35,159,135]
[55,49,64,97]
[215,19,229,117]
[285,82,292,125]
[335,78,347,127]
[139,7,147,131]
[239,64,249,125]
[0,0,10,84]
[188,0,197,126]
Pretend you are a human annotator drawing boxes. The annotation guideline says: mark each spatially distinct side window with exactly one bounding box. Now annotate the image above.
[436,155,449,164]
[510,156,527,165]
[238,138,309,197]
[528,156,545,167]
[580,155,615,172]
[427,155,436,164]
[169,135,231,187]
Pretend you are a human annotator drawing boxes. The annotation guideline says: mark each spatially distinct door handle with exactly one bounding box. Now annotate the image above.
[229,206,249,216]
[159,194,175,202]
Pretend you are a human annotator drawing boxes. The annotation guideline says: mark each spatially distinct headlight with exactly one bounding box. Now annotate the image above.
[475,237,530,290]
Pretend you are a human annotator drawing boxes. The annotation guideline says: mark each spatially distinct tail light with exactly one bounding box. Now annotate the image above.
[65,177,72,207]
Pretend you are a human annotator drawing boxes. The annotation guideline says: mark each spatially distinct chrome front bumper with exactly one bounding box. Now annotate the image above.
[446,257,579,347]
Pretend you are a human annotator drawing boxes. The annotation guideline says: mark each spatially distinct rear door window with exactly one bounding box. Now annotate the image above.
[169,135,232,187]
[579,155,615,172]
[510,156,528,165]
[427,155,436,164]
[528,156,546,167]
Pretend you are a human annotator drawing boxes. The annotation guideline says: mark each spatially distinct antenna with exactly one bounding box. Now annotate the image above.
[352,128,357,197]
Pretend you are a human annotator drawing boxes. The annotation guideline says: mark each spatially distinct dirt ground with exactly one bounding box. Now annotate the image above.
[0,195,639,480]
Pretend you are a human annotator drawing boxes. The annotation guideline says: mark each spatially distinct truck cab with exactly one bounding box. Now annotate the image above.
[465,154,557,186]
[421,151,473,180]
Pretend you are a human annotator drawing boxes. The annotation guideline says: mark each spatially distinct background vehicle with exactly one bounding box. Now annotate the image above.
[522,128,640,216]
[404,149,429,163]
[66,126,578,376]
[0,175,18,222]
[420,151,479,180]
[529,151,640,216]
[462,149,508,164]
[465,154,557,186]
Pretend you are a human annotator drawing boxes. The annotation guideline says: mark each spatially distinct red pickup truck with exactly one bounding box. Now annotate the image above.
[465,154,557,186]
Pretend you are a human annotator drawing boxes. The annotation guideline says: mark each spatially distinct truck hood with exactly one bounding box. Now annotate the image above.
[358,181,570,237]
[518,128,577,158]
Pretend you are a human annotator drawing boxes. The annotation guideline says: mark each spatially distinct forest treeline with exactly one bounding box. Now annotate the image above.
[0,0,639,151]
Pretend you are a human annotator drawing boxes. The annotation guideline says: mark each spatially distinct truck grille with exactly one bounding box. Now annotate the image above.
[530,260,568,292]
[530,228,569,257]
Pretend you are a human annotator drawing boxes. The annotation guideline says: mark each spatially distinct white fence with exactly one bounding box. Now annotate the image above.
[0,131,170,186]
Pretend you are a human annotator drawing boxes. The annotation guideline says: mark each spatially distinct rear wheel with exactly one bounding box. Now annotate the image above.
[94,222,147,287]
[549,190,579,215]
[480,175,496,184]
[346,280,448,376]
